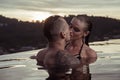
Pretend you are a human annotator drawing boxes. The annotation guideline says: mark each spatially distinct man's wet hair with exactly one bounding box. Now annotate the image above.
[44,15,60,42]
[43,15,67,42]
[76,15,92,46]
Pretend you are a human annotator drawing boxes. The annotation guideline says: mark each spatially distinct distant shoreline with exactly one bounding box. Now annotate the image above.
[90,39,120,45]
[0,39,120,55]
[90,39,120,53]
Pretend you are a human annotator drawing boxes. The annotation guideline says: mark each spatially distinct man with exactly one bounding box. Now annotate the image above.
[36,15,80,80]
[66,15,97,80]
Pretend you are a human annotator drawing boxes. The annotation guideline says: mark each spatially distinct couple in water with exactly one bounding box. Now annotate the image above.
[36,15,97,80]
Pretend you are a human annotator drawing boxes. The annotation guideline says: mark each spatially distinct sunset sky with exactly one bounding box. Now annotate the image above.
[0,0,120,21]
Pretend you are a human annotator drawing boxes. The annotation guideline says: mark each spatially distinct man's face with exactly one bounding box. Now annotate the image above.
[70,17,86,40]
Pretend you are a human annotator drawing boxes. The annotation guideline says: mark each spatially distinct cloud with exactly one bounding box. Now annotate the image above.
[0,0,120,12]
[0,0,120,21]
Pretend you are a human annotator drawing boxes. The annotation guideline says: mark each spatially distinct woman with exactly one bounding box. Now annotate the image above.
[65,15,97,80]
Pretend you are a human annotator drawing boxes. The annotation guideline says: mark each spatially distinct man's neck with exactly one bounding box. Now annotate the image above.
[49,40,65,50]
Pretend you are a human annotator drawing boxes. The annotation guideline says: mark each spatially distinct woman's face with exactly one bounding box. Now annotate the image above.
[70,17,87,40]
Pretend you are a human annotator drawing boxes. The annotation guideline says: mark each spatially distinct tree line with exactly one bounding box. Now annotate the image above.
[0,15,120,54]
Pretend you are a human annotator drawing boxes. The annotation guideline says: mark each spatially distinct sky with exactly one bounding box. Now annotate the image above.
[0,0,120,21]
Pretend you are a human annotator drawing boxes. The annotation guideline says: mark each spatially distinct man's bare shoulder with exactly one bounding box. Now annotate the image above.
[37,48,47,58]
[30,48,47,59]
[36,48,48,66]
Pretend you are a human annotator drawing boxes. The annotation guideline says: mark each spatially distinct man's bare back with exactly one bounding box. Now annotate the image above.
[36,48,80,80]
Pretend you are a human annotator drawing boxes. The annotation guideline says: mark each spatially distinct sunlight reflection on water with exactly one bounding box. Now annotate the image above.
[0,42,120,80]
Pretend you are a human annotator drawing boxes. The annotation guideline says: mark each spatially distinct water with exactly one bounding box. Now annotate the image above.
[90,52,120,80]
[0,50,49,80]
[0,40,120,80]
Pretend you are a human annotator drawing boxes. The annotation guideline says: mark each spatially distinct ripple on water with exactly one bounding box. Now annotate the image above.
[0,58,27,62]
[0,65,26,69]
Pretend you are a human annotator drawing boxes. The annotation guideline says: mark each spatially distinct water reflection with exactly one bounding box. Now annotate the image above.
[37,57,97,80]
[0,58,27,69]
[0,58,26,62]
[0,65,26,69]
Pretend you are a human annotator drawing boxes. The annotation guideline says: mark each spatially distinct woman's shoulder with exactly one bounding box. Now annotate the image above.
[84,45,97,58]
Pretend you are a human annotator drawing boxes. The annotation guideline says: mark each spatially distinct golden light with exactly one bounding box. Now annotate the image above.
[32,12,52,22]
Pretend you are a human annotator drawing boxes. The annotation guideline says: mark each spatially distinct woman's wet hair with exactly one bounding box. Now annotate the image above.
[76,15,92,46]
[43,15,61,42]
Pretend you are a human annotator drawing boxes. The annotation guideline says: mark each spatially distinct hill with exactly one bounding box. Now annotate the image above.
[0,15,120,54]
